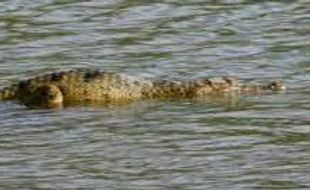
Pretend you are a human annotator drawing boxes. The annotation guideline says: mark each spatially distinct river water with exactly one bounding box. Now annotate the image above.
[0,1,309,189]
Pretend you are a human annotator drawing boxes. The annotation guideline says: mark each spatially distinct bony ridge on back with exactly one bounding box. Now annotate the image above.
[0,68,286,109]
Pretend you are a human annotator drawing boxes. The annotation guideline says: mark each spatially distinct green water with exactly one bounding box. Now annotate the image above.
[0,0,309,189]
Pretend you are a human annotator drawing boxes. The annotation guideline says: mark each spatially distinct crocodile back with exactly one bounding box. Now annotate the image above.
[13,69,153,104]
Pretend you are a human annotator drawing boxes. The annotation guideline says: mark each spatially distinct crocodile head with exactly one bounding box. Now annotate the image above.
[24,84,63,109]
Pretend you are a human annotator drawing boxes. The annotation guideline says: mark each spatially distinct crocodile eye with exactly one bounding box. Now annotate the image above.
[51,72,61,81]
[48,93,55,99]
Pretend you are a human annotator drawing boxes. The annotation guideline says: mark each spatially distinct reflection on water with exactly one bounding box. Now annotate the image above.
[0,0,309,189]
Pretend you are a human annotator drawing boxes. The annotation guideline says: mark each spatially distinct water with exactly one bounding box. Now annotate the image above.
[0,0,309,189]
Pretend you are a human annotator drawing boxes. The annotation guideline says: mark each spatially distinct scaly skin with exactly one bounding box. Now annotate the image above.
[0,69,285,108]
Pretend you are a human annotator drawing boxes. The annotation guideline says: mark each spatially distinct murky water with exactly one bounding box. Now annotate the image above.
[0,0,309,189]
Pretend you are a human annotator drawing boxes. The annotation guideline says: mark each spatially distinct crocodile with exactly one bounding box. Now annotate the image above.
[0,68,285,108]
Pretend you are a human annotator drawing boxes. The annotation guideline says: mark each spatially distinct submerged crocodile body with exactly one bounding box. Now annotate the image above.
[0,69,285,108]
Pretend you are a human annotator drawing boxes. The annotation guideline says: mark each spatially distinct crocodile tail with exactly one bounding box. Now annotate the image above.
[265,80,286,91]
[239,80,286,93]
[0,85,18,101]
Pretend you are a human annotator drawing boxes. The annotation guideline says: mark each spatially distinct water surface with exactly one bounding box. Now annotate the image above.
[0,0,309,189]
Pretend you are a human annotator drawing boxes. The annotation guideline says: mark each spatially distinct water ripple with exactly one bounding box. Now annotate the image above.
[0,0,309,189]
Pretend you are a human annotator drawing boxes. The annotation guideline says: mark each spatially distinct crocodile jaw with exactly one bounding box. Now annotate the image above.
[24,84,64,109]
